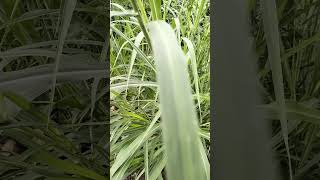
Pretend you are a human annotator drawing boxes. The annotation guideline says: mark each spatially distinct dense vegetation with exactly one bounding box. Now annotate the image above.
[110,0,210,179]
[110,0,320,179]
[0,0,108,179]
[1,0,320,180]
[251,0,320,179]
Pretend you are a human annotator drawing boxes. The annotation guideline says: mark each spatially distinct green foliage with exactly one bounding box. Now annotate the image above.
[0,0,108,179]
[251,0,320,179]
[110,0,210,179]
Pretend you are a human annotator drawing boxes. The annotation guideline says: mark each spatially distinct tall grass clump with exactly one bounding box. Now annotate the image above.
[250,0,320,179]
[0,0,108,179]
[110,0,210,179]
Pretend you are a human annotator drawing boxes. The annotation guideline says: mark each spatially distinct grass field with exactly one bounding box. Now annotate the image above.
[110,0,210,179]
[251,0,320,179]
[111,0,320,179]
[0,0,109,179]
[1,0,320,180]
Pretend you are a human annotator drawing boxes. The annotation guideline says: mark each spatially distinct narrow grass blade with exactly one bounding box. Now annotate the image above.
[259,101,320,125]
[129,0,152,47]
[182,37,202,122]
[149,154,166,180]
[261,0,293,179]
[283,31,320,59]
[149,0,161,21]
[126,31,144,96]
[33,151,107,180]
[136,0,148,23]
[145,141,149,180]
[110,10,137,17]
[48,0,77,127]
[0,61,107,115]
[148,20,209,180]
[90,78,100,154]
[111,25,155,72]
[0,9,59,30]
[294,152,320,178]
[193,0,207,33]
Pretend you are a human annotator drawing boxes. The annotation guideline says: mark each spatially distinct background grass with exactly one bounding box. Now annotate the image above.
[111,0,320,179]
[110,0,210,179]
[0,0,109,179]
[251,0,320,179]
[1,0,320,180]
